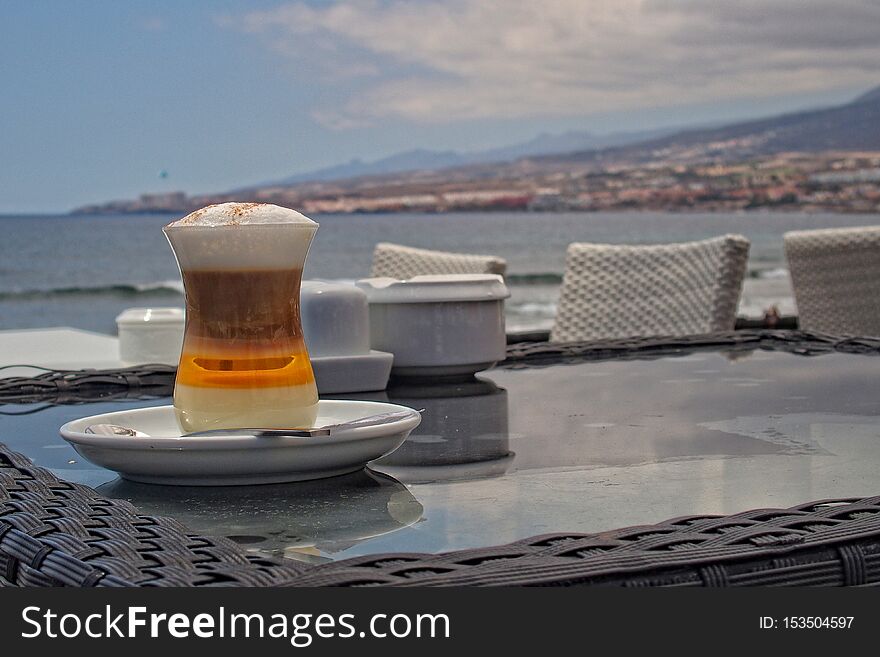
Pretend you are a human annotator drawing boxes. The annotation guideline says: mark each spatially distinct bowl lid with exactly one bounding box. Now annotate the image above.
[116,307,185,325]
[302,279,368,300]
[356,274,510,304]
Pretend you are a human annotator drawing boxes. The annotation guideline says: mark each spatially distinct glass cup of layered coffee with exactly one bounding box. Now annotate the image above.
[163,203,319,433]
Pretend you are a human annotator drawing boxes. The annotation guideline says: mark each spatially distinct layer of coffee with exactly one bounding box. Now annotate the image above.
[182,268,305,341]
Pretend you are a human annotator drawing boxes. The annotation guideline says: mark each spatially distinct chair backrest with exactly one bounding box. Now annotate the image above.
[551,234,750,342]
[370,242,507,279]
[784,225,880,336]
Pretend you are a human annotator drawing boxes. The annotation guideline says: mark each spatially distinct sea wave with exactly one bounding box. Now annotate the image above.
[504,268,793,285]
[0,280,185,301]
[757,267,789,280]
[506,269,789,284]
[0,266,789,302]
[748,267,789,280]
[505,272,563,284]
[507,301,558,316]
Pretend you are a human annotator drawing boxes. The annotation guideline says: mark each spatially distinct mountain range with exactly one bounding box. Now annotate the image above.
[257,85,880,187]
[534,84,880,167]
[255,126,682,187]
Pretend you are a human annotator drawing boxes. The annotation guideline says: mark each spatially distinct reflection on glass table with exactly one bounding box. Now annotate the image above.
[98,469,422,564]
[372,377,513,483]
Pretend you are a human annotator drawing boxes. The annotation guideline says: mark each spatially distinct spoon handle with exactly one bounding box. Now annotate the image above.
[184,427,328,438]
[186,410,419,438]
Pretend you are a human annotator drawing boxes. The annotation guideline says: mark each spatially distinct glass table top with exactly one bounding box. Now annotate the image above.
[2,346,879,565]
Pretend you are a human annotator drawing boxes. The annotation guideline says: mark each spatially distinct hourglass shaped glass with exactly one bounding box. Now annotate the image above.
[163,203,319,433]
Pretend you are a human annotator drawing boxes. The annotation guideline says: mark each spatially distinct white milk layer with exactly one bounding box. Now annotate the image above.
[174,382,319,433]
[164,203,318,271]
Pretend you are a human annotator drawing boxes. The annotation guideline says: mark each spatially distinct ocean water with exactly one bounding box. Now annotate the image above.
[1,211,877,334]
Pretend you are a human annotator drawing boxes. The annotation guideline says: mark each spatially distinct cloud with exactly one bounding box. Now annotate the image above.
[236,0,880,126]
[141,16,166,32]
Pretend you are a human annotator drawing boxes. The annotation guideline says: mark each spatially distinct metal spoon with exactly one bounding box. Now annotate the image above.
[85,409,420,439]
[85,424,151,438]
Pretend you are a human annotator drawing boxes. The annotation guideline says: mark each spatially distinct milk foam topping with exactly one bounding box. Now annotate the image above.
[166,203,317,229]
[164,203,318,270]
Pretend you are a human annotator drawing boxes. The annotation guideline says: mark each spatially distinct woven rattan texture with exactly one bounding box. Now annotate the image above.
[784,225,880,336]
[0,444,307,586]
[0,364,174,410]
[551,235,750,342]
[1,332,872,407]
[3,332,870,404]
[370,242,507,278]
[504,329,880,368]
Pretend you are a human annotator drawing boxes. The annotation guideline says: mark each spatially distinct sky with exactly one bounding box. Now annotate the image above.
[2,0,879,213]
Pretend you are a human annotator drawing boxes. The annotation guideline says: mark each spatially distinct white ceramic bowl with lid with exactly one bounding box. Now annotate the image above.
[356,274,510,378]
[116,307,185,366]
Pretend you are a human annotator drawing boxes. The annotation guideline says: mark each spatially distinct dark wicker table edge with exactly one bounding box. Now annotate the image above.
[4,439,880,587]
[3,329,880,587]
[288,496,880,587]
[2,330,878,408]
[502,329,880,368]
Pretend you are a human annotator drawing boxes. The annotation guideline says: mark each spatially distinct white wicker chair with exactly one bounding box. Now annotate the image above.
[551,234,750,342]
[784,225,880,336]
[370,242,507,279]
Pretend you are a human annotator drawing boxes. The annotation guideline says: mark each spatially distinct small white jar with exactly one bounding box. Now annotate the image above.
[300,281,393,393]
[356,274,510,378]
[301,281,371,357]
[116,307,185,366]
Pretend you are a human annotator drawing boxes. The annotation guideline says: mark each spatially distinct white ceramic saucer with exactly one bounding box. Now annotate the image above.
[311,351,393,394]
[60,400,421,486]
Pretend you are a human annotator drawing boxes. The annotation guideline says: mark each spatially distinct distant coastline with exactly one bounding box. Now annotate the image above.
[71,150,880,217]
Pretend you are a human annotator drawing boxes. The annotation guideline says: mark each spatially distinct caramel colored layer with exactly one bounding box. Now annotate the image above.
[177,349,315,388]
